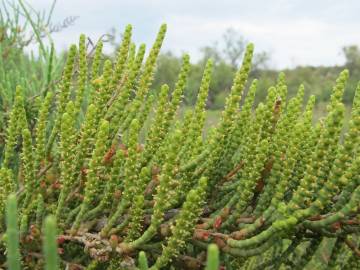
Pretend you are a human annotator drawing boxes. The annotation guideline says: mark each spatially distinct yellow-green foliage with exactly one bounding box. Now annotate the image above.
[0,24,359,270]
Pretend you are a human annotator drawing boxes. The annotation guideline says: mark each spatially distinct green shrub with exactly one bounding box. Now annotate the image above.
[0,24,359,269]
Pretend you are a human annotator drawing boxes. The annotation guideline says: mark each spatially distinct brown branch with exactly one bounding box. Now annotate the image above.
[37,162,53,178]
[341,219,360,226]
[345,238,360,258]
[236,216,256,224]
[193,229,229,242]
[219,161,244,184]
[230,215,266,240]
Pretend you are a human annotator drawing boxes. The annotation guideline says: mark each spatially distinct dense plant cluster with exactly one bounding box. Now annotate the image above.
[0,24,359,269]
[0,0,68,156]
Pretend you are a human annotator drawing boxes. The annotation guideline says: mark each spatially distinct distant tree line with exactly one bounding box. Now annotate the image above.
[149,28,360,109]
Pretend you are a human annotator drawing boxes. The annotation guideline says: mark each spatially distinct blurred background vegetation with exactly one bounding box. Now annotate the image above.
[150,29,360,110]
[0,0,73,137]
[148,27,360,129]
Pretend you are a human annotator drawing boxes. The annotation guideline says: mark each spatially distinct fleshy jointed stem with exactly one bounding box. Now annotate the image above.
[5,194,21,270]
[43,216,59,270]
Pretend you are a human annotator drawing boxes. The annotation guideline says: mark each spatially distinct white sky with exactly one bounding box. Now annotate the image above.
[25,0,360,69]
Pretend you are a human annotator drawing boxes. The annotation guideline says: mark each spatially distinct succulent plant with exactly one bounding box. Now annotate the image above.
[0,24,358,269]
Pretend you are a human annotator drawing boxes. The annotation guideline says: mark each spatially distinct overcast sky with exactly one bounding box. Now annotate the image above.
[26,0,360,69]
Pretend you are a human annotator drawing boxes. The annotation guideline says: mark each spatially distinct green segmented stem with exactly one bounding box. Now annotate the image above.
[43,216,59,270]
[138,251,149,270]
[205,244,220,270]
[5,194,21,270]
